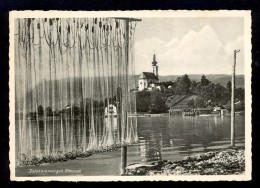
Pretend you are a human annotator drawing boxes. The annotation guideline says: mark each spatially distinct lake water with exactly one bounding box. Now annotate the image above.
[15,115,245,176]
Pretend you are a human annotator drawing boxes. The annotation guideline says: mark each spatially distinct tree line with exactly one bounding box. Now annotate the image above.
[28,75,244,116]
[136,74,244,113]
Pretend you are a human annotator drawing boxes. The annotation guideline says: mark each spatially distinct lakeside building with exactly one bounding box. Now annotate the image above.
[138,54,160,91]
[213,106,229,116]
[224,101,245,114]
[195,108,212,116]
[104,104,117,118]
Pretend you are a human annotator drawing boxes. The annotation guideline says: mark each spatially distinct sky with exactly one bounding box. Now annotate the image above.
[134,17,244,75]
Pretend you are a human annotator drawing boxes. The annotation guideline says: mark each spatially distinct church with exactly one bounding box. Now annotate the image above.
[138,54,160,91]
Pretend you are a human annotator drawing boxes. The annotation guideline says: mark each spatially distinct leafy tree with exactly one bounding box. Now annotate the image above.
[224,81,244,103]
[175,74,191,94]
[190,80,198,92]
[199,83,215,101]
[71,105,80,116]
[45,106,53,116]
[136,90,150,112]
[164,88,175,97]
[159,81,174,88]
[199,83,229,106]
[226,81,232,100]
[182,74,191,92]
[212,83,226,103]
[235,87,245,101]
[187,99,195,108]
[149,90,167,113]
[136,90,167,113]
[226,81,232,91]
[195,82,203,94]
[201,75,210,86]
[37,105,44,116]
[27,112,37,119]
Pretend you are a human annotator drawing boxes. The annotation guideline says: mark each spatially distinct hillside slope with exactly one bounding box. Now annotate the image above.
[166,94,199,109]
[212,76,244,88]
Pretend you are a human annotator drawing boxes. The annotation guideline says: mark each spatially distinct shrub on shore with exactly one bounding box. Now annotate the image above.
[125,149,245,175]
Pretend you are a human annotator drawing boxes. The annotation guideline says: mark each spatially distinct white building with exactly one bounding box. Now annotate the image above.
[138,54,159,91]
[104,104,117,118]
[104,104,117,130]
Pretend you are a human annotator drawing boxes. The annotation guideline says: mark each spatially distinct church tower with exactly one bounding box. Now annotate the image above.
[152,54,159,78]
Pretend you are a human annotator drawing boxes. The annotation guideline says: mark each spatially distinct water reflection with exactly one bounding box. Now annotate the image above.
[137,115,245,162]
[15,116,245,165]
[139,133,162,162]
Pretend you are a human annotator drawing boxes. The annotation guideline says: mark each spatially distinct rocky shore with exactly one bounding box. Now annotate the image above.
[125,149,245,175]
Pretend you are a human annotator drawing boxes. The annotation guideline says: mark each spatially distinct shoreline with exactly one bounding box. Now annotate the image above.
[15,145,245,176]
[125,148,245,176]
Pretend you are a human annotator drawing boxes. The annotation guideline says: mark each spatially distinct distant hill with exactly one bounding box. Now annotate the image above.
[157,74,229,82]
[17,74,244,111]
[156,74,244,88]
[16,77,127,111]
[211,76,244,88]
[120,74,244,88]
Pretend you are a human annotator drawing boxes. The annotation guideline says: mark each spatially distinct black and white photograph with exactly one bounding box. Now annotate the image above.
[9,10,251,181]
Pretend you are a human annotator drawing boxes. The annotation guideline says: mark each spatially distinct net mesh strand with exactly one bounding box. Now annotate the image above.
[15,18,139,166]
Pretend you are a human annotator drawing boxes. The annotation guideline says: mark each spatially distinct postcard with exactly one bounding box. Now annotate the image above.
[9,10,251,181]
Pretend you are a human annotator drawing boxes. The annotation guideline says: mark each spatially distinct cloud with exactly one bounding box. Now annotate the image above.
[134,25,244,75]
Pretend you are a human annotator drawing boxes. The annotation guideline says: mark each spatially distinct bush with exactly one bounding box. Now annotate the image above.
[37,105,44,116]
[150,90,167,113]
[136,90,150,112]
[45,106,53,116]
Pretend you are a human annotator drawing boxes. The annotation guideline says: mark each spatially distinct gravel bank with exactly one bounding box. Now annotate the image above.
[125,149,245,175]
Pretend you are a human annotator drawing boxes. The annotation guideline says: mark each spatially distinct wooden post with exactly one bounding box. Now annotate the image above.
[121,146,127,175]
[117,17,142,175]
[231,49,240,147]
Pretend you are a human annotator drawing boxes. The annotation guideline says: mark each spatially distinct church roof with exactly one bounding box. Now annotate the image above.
[139,72,159,80]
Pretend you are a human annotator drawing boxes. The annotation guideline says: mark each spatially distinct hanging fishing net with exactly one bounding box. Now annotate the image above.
[14,18,139,166]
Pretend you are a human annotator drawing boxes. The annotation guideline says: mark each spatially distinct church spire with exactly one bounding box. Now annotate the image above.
[152,54,159,78]
[152,53,157,66]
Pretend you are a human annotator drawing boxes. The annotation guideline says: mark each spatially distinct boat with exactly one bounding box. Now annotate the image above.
[199,114,212,117]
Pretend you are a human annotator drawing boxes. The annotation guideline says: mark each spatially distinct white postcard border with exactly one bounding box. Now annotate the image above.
[9,10,252,181]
